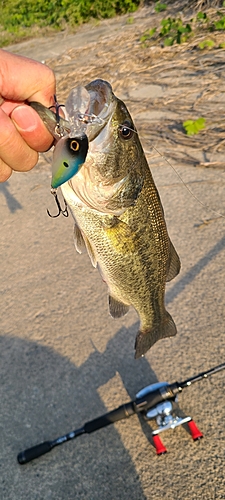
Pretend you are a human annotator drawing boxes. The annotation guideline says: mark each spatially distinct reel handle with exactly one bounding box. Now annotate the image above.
[152,435,167,455]
[187,420,203,441]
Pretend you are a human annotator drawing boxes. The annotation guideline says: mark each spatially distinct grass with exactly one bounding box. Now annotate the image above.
[1,0,225,48]
[0,0,141,47]
[140,4,225,48]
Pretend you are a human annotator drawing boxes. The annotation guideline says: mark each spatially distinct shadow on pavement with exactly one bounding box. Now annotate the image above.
[166,233,225,305]
[0,324,159,500]
[0,181,22,213]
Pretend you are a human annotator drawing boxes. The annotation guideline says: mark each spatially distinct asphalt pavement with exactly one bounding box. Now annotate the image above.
[1,11,225,500]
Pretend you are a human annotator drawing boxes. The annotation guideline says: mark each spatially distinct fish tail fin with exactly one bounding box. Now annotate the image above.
[134,312,177,359]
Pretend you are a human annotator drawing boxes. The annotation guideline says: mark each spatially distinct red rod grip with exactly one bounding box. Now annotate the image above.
[152,434,167,455]
[188,420,203,441]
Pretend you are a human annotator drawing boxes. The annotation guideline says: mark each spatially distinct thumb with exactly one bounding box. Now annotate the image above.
[11,104,54,152]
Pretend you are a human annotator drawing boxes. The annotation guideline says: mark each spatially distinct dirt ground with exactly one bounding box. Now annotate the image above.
[1,3,225,499]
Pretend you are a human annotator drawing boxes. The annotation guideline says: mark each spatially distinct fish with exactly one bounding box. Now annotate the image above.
[33,79,181,358]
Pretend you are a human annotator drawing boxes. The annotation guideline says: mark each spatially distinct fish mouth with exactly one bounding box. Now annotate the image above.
[30,80,115,143]
[82,79,116,142]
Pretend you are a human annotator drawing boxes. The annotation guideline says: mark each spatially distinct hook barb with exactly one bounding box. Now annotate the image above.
[47,189,69,218]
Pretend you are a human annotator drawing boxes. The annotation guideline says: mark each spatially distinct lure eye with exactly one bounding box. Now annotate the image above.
[70,139,80,152]
[119,121,134,140]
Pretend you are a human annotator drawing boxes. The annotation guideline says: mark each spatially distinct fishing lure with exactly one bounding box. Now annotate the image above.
[30,89,92,190]
[30,86,107,217]
[49,92,89,189]
[51,134,88,189]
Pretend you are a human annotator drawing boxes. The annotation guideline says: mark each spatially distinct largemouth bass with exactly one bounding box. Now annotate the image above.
[32,80,180,358]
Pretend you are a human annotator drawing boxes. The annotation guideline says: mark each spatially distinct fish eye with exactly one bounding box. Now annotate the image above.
[119,121,134,140]
[70,139,80,152]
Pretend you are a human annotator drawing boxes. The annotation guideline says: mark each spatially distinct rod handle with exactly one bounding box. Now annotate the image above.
[17,441,52,464]
[84,402,134,433]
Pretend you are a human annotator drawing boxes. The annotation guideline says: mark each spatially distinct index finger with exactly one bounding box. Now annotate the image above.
[0,49,56,107]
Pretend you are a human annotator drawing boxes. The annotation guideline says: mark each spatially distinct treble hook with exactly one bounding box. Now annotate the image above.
[49,95,65,137]
[47,188,69,218]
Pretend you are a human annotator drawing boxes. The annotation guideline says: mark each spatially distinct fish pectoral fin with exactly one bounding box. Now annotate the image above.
[103,218,135,253]
[74,224,86,254]
[134,312,177,359]
[109,295,129,318]
[83,235,97,268]
[166,241,181,282]
[74,224,97,267]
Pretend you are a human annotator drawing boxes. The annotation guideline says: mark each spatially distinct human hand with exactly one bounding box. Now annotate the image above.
[0,49,56,182]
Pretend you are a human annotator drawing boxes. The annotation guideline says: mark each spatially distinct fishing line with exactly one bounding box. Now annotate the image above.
[151,146,225,220]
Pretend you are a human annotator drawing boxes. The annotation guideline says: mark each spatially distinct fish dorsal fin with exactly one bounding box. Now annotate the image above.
[74,224,97,267]
[166,241,181,282]
[74,224,86,254]
[109,295,129,318]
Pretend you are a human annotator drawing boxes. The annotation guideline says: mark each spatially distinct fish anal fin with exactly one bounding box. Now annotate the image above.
[166,241,181,282]
[134,312,177,359]
[109,295,129,318]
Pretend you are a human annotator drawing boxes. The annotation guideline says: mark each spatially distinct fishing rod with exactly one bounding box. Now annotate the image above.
[17,362,225,464]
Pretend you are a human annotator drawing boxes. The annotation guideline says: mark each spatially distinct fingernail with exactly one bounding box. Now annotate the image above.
[11,105,39,133]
